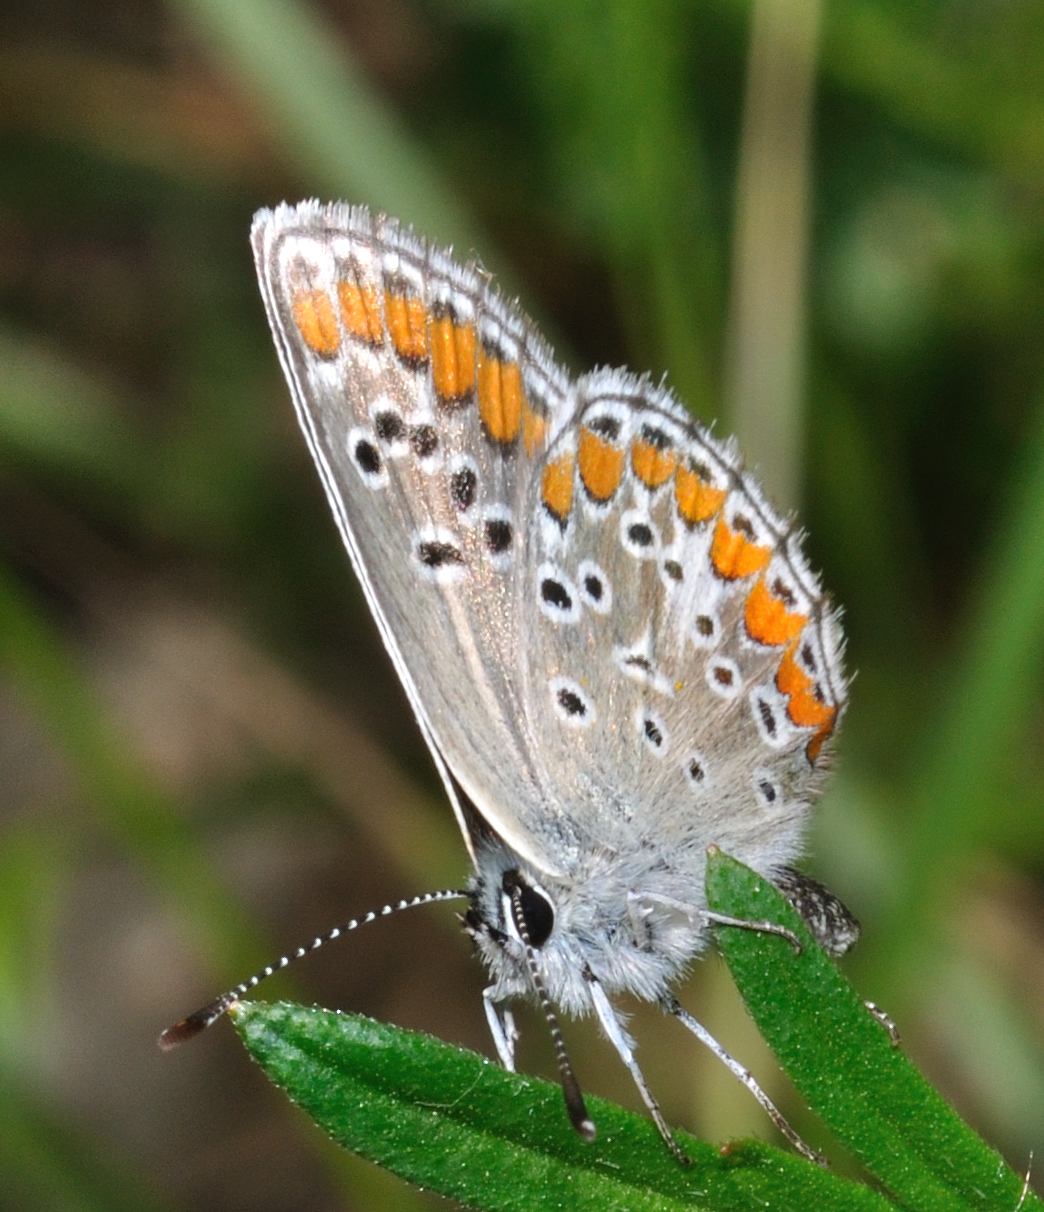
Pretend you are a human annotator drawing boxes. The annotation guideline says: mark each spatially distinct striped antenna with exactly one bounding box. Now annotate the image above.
[158,888,468,1050]
[502,873,595,1142]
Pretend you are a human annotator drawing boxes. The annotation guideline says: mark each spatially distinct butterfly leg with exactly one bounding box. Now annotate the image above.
[701,909,803,951]
[482,985,519,1071]
[586,972,690,1165]
[664,997,825,1165]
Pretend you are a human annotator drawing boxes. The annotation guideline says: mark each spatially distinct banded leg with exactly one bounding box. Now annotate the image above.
[665,997,825,1166]
[587,973,690,1166]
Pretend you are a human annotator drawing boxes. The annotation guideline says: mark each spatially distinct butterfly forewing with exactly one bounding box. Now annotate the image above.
[252,202,578,874]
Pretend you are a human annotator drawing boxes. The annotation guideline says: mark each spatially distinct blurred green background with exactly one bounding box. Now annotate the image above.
[1,1,1041,1209]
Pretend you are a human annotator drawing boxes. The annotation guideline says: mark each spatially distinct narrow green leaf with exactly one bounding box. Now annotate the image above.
[233,1001,896,1211]
[706,850,1040,1212]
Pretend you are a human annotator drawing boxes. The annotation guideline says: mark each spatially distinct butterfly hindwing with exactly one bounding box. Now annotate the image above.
[516,370,846,878]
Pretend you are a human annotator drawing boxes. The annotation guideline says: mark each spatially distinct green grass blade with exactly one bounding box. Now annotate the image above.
[233,1000,897,1211]
[706,850,1040,1212]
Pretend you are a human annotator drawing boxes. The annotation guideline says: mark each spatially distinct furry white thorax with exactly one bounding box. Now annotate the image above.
[466,836,726,1017]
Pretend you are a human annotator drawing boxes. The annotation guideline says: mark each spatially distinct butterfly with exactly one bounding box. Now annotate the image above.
[161,201,865,1164]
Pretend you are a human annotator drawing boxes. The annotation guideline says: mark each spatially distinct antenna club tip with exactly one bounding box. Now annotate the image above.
[157,1017,204,1051]
[576,1118,597,1142]
[157,994,239,1051]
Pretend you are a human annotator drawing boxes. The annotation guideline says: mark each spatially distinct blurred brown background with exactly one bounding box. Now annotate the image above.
[1,1,1042,1209]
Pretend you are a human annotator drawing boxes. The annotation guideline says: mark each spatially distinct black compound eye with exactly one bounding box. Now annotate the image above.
[502,872,555,949]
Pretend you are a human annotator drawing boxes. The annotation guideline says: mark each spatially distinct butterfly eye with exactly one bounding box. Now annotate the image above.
[501,872,555,949]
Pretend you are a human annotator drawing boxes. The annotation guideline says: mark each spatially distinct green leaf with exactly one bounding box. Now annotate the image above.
[233,1001,895,1211]
[705,850,1040,1212]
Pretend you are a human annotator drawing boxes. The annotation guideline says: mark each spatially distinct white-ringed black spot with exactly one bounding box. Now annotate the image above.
[755,776,779,805]
[418,540,463,569]
[637,708,669,756]
[707,658,741,698]
[348,425,388,486]
[549,676,595,727]
[750,689,790,748]
[374,411,405,442]
[412,526,467,583]
[485,517,512,554]
[757,698,777,738]
[541,578,572,611]
[691,611,721,650]
[409,424,438,458]
[354,439,381,476]
[450,465,478,512]
[686,757,706,786]
[537,564,580,623]
[480,504,514,569]
[621,510,660,559]
[577,559,612,614]
[614,644,653,683]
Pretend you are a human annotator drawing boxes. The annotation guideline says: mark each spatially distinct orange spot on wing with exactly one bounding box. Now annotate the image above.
[578,427,624,502]
[291,289,340,357]
[776,642,838,763]
[744,577,808,646]
[711,517,772,579]
[431,314,476,403]
[674,463,726,524]
[541,454,575,522]
[477,351,522,442]
[337,281,382,345]
[631,439,677,488]
[384,290,427,364]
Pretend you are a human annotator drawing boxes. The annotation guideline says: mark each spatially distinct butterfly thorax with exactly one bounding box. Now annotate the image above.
[464,839,712,1016]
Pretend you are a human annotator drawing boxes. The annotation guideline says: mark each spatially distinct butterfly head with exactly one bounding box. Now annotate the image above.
[463,841,705,1016]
